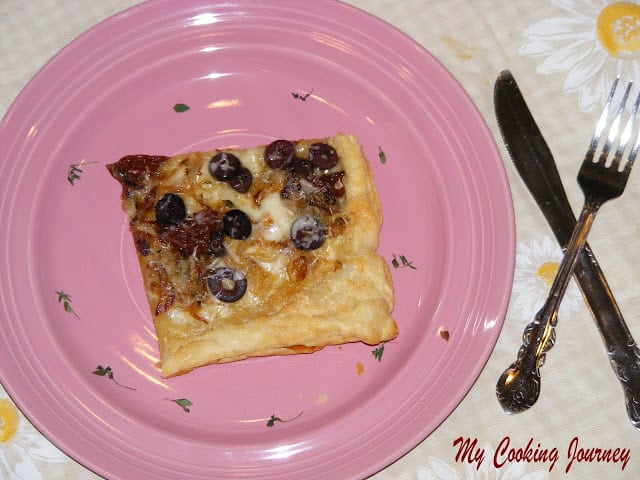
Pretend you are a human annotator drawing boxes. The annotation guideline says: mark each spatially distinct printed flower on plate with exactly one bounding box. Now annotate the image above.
[0,386,68,480]
[520,0,640,111]
[510,235,581,320]
[416,443,549,480]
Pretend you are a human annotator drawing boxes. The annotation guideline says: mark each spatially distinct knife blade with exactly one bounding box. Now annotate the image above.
[494,70,640,429]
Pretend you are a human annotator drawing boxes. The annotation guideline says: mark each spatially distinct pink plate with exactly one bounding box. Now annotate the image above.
[0,1,515,478]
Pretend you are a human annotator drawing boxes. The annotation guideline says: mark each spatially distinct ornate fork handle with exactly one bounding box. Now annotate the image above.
[497,202,599,412]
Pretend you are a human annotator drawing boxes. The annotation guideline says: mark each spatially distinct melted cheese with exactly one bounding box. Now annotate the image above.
[255,193,297,242]
[245,244,290,276]
[235,147,264,176]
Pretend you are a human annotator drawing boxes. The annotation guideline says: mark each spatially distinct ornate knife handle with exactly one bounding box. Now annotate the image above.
[573,245,640,427]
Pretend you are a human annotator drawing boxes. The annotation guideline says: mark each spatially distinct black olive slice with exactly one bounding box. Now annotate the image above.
[291,215,325,250]
[207,267,247,302]
[228,167,253,193]
[308,143,338,169]
[291,157,314,177]
[265,139,295,169]
[155,193,186,226]
[223,209,252,239]
[209,152,241,181]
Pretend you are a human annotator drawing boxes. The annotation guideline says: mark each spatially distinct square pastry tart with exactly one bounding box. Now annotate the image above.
[107,133,396,377]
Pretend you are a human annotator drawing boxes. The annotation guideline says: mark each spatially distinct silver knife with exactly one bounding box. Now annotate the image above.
[494,70,640,429]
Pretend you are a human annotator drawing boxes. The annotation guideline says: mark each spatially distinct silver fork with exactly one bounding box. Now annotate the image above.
[496,77,640,414]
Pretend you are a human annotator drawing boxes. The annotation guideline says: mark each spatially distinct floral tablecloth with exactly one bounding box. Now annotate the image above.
[2,0,640,479]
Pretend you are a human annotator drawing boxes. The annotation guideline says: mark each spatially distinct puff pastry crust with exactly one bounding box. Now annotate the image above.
[107,133,396,377]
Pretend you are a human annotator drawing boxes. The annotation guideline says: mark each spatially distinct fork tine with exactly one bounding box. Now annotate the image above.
[588,76,620,159]
[600,80,632,167]
[614,88,640,172]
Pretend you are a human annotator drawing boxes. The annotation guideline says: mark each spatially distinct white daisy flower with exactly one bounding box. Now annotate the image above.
[520,0,640,111]
[511,235,582,320]
[0,386,68,480]
[416,443,550,480]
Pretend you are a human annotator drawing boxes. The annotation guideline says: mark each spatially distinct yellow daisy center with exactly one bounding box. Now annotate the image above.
[0,399,19,443]
[536,261,559,287]
[597,2,640,58]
